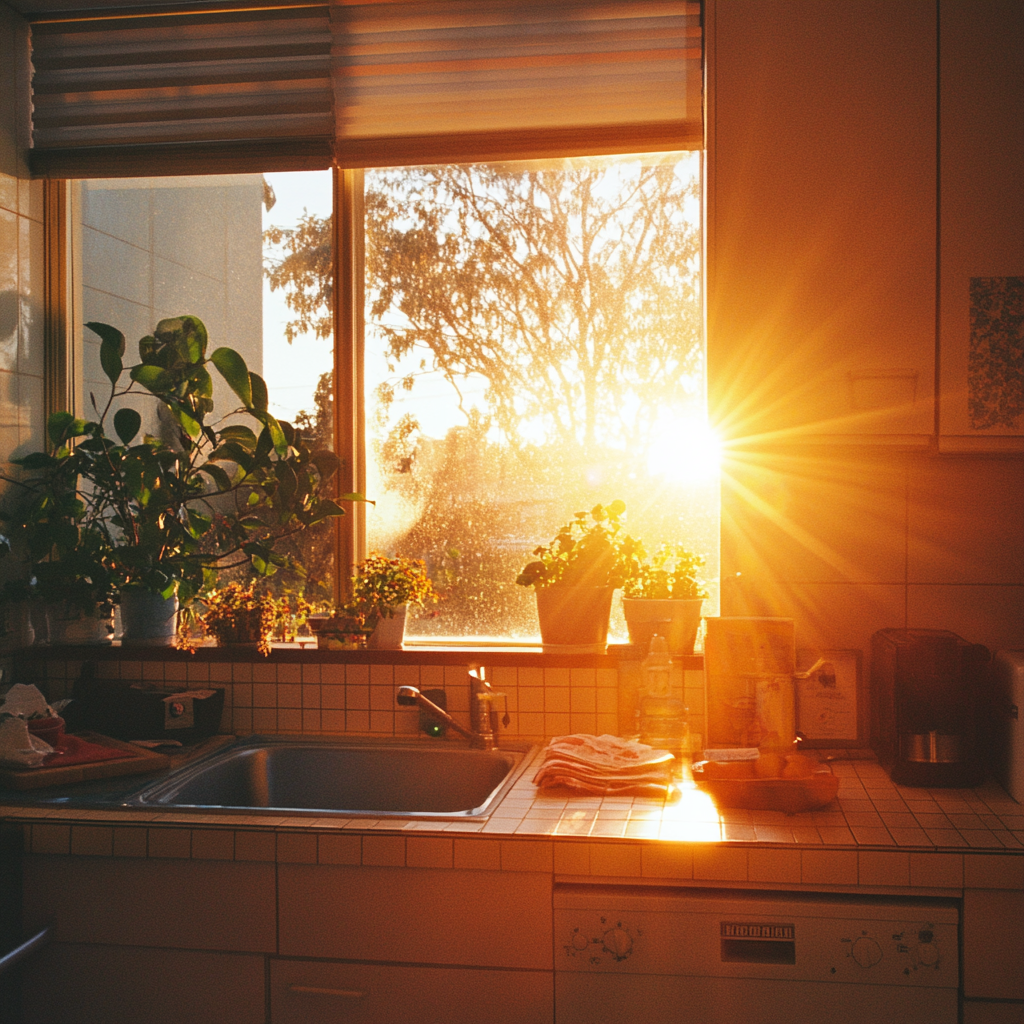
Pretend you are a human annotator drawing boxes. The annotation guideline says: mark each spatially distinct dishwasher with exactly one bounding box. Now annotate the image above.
[554,885,958,1024]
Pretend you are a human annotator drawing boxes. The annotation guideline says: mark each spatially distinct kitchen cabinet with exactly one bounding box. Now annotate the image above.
[706,0,937,441]
[270,958,552,1024]
[963,889,1024,1001]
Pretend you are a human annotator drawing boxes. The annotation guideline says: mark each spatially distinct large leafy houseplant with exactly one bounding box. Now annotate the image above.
[1,316,357,638]
[516,501,641,649]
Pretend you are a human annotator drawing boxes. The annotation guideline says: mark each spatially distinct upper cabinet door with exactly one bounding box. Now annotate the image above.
[706,0,937,444]
[938,0,1024,451]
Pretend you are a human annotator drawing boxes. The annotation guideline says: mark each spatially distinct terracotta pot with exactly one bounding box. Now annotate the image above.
[208,607,269,650]
[534,585,614,649]
[622,597,704,656]
[367,604,407,650]
[119,588,178,646]
[28,715,65,748]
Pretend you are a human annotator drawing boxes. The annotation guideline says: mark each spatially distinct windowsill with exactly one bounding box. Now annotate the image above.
[12,642,705,670]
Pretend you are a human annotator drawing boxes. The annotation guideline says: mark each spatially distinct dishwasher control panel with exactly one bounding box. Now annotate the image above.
[555,887,958,989]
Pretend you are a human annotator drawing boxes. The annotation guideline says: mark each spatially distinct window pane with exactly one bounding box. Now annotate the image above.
[363,154,717,641]
[75,170,336,602]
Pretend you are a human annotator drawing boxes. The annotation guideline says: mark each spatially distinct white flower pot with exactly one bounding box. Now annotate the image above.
[366,604,407,650]
[622,597,704,656]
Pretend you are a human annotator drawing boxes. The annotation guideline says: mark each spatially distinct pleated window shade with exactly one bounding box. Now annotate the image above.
[332,0,703,168]
[29,0,701,177]
[29,5,335,178]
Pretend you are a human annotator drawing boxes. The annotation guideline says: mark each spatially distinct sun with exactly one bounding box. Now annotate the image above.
[646,411,722,485]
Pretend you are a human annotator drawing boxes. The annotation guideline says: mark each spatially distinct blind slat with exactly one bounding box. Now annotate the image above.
[331,0,702,166]
[29,0,703,177]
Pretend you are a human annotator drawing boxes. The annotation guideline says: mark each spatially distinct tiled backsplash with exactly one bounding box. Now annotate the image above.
[25,653,708,745]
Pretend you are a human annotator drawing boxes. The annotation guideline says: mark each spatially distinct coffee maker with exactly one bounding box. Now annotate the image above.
[870,628,989,787]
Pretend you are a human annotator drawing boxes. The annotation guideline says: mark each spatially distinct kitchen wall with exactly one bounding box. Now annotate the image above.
[708,0,1024,660]
[1,0,1021,732]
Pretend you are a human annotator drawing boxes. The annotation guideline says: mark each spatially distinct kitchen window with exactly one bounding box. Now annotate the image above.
[36,0,707,644]
[69,153,715,643]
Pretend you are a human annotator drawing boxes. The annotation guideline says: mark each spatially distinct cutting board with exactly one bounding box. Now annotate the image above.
[0,732,170,791]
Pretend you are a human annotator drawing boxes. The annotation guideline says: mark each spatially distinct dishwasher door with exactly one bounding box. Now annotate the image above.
[554,885,959,1024]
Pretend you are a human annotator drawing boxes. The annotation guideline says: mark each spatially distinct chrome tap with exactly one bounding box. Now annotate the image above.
[396,666,506,750]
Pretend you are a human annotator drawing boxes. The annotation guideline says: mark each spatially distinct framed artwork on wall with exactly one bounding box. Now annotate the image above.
[795,649,866,748]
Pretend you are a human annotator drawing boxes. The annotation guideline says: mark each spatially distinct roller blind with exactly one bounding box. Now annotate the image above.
[29,4,334,177]
[332,0,703,168]
[29,0,702,177]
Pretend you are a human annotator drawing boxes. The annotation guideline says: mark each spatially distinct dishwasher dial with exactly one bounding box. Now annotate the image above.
[851,936,883,968]
[602,926,634,961]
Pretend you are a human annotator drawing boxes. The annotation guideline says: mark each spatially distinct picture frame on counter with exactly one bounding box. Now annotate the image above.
[795,648,866,748]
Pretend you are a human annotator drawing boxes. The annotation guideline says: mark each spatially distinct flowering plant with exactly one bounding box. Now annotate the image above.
[200,580,279,656]
[350,553,437,623]
[516,501,641,590]
[622,542,708,600]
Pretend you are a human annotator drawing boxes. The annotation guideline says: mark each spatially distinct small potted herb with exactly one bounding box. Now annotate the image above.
[621,543,708,655]
[349,554,437,649]
[516,501,641,650]
[200,581,278,656]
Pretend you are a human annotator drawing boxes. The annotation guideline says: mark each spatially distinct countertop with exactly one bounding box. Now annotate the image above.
[2,739,1021,854]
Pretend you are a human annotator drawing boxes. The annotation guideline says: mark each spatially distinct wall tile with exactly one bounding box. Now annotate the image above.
[234,831,276,862]
[71,826,113,857]
[301,663,321,684]
[909,852,962,889]
[455,838,502,871]
[277,664,302,683]
[858,850,910,886]
[362,835,405,867]
[642,843,693,879]
[907,457,1024,585]
[31,824,70,856]
[278,708,301,731]
[748,848,801,883]
[277,833,317,864]
[191,830,234,861]
[406,836,453,869]
[801,849,858,885]
[148,828,191,859]
[693,846,747,882]
[112,827,148,859]
[589,843,641,878]
[964,854,1024,890]
[500,840,552,873]
[907,584,1024,651]
[321,709,345,731]
[721,450,907,585]
[318,834,361,865]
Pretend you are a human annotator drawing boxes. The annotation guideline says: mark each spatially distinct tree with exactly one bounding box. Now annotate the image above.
[264,155,707,635]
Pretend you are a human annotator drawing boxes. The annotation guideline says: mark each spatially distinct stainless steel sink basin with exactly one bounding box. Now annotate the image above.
[126,736,534,819]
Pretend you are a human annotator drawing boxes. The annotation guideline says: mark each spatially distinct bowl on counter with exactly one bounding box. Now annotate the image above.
[690,760,839,813]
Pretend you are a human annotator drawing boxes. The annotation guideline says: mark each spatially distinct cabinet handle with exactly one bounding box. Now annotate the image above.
[289,985,367,1000]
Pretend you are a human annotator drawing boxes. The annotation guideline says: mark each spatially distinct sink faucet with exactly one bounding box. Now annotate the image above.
[396,666,506,750]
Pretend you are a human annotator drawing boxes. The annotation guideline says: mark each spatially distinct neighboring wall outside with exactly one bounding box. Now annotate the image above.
[0,1,43,504]
[708,0,1024,660]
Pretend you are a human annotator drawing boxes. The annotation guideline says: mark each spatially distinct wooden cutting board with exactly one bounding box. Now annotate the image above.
[0,732,170,791]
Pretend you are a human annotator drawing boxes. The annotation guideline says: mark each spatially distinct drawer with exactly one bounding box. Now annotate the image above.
[271,958,553,1024]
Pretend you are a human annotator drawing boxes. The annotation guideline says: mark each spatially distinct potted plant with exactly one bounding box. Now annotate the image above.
[348,553,437,649]
[516,500,641,650]
[621,543,708,655]
[0,430,118,645]
[200,580,278,656]
[1,315,360,645]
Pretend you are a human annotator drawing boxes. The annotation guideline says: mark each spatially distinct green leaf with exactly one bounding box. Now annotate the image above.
[198,463,233,493]
[86,322,126,385]
[310,449,340,484]
[113,407,142,445]
[130,364,173,393]
[167,401,202,440]
[210,348,252,408]
[218,425,258,448]
[309,498,346,523]
[261,414,287,456]
[249,372,269,414]
[47,411,75,446]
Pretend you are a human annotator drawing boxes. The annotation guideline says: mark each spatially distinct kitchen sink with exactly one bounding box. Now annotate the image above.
[125,736,535,818]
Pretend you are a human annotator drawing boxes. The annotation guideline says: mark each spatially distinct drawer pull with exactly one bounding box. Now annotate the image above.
[289,985,367,1000]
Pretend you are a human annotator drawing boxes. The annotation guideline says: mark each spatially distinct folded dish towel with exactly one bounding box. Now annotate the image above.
[533,733,675,797]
